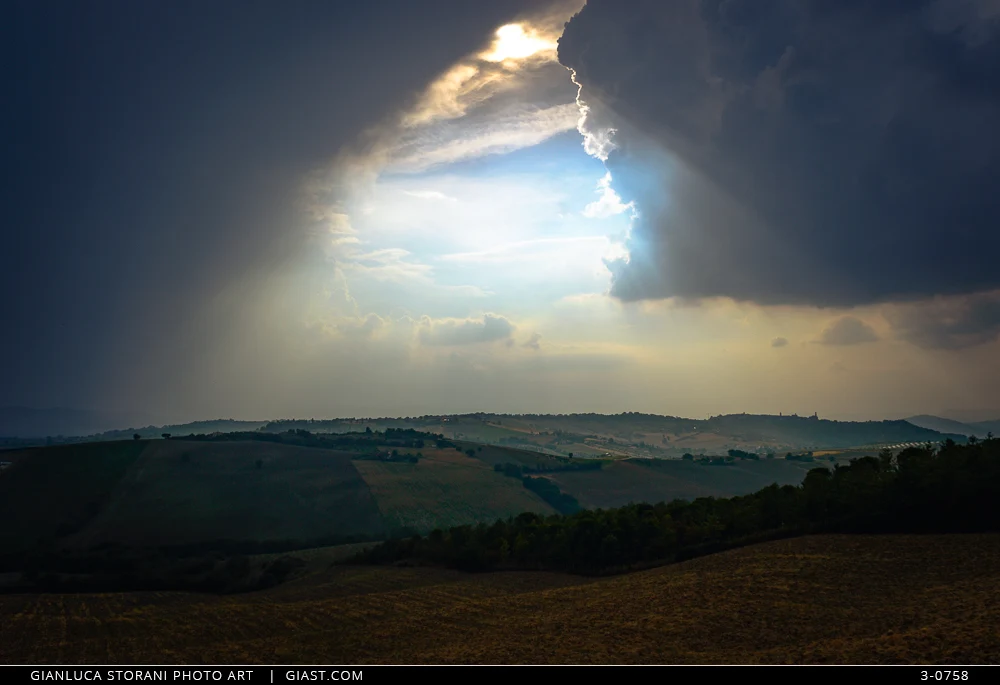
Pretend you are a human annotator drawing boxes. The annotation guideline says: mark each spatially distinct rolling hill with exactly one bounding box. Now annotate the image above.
[905,415,1000,438]
[13,412,969,459]
[0,434,863,564]
[905,414,981,436]
[0,437,560,562]
[1,534,997,664]
[59,440,387,549]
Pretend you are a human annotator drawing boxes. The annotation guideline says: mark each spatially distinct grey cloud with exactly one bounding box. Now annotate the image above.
[336,314,385,338]
[817,317,878,346]
[523,332,543,350]
[886,291,1000,349]
[559,0,1000,307]
[771,337,788,348]
[419,314,515,346]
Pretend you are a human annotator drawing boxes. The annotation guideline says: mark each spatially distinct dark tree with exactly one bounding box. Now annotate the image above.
[162,433,171,440]
[133,433,140,441]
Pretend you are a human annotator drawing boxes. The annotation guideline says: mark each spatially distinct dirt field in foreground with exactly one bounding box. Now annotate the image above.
[1,534,998,664]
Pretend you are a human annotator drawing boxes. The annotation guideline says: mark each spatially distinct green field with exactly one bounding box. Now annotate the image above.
[0,440,149,557]
[0,437,861,562]
[354,450,556,532]
[63,440,385,548]
[1,534,997,664]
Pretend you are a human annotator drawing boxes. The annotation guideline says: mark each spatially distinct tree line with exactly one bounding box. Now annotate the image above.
[176,427,435,451]
[358,437,1000,574]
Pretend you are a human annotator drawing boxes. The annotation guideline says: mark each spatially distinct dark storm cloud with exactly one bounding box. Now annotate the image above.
[886,291,1000,349]
[558,0,1000,307]
[1,0,538,414]
[816,317,878,346]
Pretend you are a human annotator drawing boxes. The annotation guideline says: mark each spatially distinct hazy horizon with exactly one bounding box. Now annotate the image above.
[4,404,1000,438]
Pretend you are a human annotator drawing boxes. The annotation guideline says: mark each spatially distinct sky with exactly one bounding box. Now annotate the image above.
[3,0,1000,425]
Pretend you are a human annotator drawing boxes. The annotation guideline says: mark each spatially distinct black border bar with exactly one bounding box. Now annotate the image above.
[0,665,995,684]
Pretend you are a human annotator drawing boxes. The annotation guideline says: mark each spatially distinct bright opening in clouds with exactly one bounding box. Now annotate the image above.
[479,23,559,63]
[302,1,632,364]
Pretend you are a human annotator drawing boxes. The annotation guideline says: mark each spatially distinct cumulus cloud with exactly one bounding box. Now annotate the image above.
[523,332,542,350]
[558,0,1000,307]
[885,290,1000,349]
[583,171,632,218]
[817,317,878,346]
[418,313,516,346]
[771,337,788,348]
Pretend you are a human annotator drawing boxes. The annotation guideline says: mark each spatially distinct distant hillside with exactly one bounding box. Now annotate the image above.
[905,415,1000,438]
[8,411,970,454]
[432,412,965,450]
[700,413,964,447]
[96,419,269,441]
[905,414,979,436]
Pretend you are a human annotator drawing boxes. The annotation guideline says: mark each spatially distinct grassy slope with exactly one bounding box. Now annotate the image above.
[353,449,556,533]
[457,442,571,468]
[0,441,149,556]
[547,458,819,509]
[63,440,386,547]
[1,534,997,664]
[0,439,566,556]
[0,438,846,556]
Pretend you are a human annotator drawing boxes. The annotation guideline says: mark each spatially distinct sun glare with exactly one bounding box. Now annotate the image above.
[479,24,558,64]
